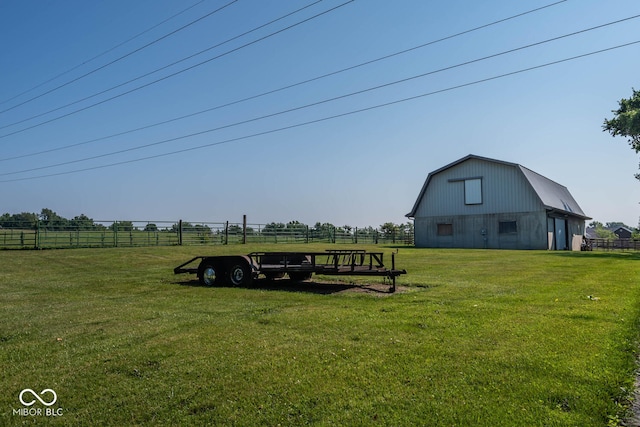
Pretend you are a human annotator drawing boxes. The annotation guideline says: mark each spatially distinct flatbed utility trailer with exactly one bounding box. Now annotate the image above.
[174,250,406,292]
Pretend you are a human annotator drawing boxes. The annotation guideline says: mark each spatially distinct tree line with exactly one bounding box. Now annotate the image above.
[0,208,414,238]
[258,221,413,240]
[0,209,100,231]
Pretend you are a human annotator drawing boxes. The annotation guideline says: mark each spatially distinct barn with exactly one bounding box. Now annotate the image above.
[406,155,591,250]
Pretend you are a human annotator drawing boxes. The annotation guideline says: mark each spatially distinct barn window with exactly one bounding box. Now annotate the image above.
[464,178,482,205]
[499,221,517,234]
[437,223,453,236]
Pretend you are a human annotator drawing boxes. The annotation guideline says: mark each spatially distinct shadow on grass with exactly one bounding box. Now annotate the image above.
[175,278,397,295]
[542,251,640,261]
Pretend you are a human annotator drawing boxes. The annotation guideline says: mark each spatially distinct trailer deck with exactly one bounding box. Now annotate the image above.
[174,249,406,292]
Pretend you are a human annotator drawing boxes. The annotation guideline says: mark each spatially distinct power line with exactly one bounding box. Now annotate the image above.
[0,0,207,107]
[2,13,637,173]
[0,0,238,115]
[0,0,324,134]
[0,0,568,158]
[5,14,634,175]
[2,40,637,183]
[0,0,354,137]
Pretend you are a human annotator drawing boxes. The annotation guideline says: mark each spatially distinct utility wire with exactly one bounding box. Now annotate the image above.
[0,0,567,157]
[0,0,354,137]
[0,0,323,133]
[2,40,638,183]
[0,0,238,115]
[2,13,637,174]
[0,0,206,107]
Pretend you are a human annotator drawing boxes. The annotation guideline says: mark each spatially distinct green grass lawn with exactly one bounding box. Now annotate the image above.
[1,245,639,426]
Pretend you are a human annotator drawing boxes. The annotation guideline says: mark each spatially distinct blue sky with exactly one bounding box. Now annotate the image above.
[0,0,638,228]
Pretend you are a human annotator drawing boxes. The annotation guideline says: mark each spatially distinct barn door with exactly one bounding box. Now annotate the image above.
[554,218,567,250]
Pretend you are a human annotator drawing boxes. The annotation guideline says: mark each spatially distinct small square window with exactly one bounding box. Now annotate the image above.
[437,223,453,236]
[499,221,517,234]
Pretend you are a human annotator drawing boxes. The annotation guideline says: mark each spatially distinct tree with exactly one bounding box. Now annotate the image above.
[311,222,335,240]
[70,214,96,230]
[143,223,158,232]
[403,221,414,238]
[262,222,285,235]
[379,222,398,239]
[4,212,38,229]
[110,221,133,231]
[603,88,640,180]
[228,224,242,234]
[358,226,376,237]
[286,221,307,234]
[588,221,617,239]
[40,208,68,230]
[595,227,617,240]
[0,213,12,228]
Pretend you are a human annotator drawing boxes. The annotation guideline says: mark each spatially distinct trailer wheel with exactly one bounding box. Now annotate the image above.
[227,261,252,286]
[288,272,312,282]
[198,262,219,286]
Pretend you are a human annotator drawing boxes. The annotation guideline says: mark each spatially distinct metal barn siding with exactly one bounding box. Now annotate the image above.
[414,212,548,249]
[412,158,542,218]
[408,155,590,250]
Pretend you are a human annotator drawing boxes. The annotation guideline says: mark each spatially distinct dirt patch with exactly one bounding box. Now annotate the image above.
[624,376,640,426]
[332,282,408,296]
[254,279,403,296]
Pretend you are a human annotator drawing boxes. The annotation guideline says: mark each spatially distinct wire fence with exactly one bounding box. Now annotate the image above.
[0,219,414,250]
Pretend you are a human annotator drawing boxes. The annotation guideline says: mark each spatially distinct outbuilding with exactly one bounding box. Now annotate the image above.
[406,154,591,250]
[613,226,633,239]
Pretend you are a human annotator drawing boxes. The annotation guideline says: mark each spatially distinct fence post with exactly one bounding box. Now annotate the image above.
[178,220,183,246]
[306,225,309,244]
[35,219,40,249]
[354,227,358,244]
[242,215,247,244]
[114,222,119,247]
[225,221,229,245]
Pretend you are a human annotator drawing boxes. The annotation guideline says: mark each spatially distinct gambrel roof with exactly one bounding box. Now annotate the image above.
[407,154,590,219]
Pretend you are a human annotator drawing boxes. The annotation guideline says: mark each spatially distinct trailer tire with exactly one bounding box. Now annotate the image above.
[198,261,221,287]
[227,261,252,286]
[288,272,312,282]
